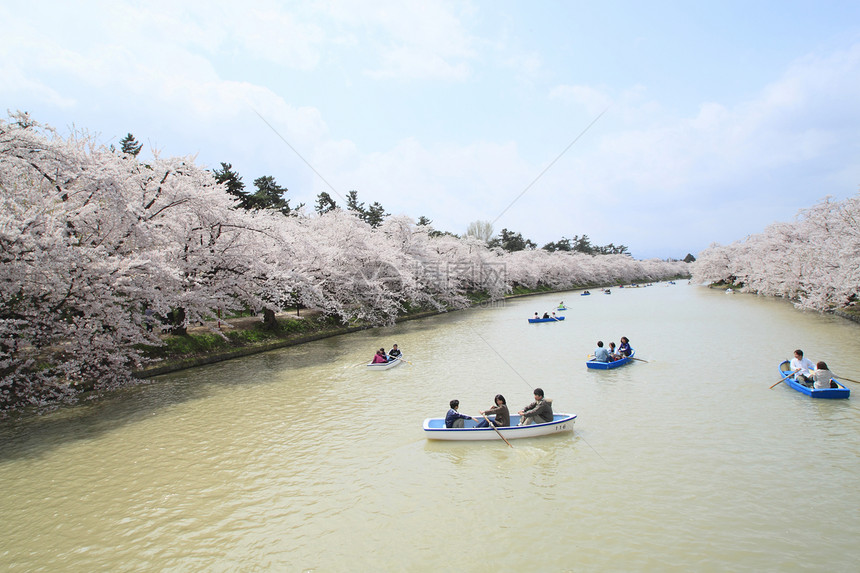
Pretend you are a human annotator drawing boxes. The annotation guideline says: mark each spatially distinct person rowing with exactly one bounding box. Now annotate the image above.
[790,349,815,387]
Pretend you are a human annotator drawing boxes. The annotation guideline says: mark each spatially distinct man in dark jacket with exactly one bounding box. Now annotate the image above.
[518,388,553,425]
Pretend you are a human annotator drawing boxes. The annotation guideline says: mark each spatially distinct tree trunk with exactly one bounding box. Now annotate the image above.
[168,308,187,336]
[262,307,277,330]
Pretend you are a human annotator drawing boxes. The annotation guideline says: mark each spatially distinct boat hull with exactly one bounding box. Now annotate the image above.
[777,360,849,399]
[423,413,576,441]
[366,356,404,370]
[528,316,565,323]
[587,351,635,369]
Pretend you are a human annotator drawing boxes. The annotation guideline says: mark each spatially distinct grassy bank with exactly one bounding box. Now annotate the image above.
[135,278,692,378]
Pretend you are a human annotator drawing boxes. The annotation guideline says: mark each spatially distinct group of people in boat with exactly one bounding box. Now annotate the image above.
[592,337,632,362]
[444,388,553,428]
[533,311,560,320]
[790,349,838,389]
[371,344,402,363]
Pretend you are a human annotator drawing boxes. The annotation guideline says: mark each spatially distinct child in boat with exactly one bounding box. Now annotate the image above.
[618,337,632,357]
[608,342,619,360]
[445,400,478,428]
[371,348,388,363]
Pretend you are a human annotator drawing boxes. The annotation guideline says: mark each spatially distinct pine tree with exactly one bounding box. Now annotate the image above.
[346,190,365,215]
[363,201,389,228]
[315,191,338,214]
[213,163,249,208]
[249,176,303,215]
[119,133,143,156]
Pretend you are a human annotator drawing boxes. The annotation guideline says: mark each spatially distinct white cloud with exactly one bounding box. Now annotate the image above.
[549,84,612,115]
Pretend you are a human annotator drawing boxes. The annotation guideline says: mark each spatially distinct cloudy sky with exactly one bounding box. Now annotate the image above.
[3,1,860,259]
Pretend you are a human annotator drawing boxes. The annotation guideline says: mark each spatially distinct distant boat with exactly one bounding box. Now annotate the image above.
[528,316,565,323]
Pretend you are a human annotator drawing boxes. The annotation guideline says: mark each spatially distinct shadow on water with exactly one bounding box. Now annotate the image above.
[0,333,373,461]
[0,375,216,462]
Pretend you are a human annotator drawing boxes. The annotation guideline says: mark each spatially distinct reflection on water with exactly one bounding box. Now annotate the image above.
[1,283,859,571]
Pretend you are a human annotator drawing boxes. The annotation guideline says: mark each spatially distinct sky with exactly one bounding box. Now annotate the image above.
[3,0,860,259]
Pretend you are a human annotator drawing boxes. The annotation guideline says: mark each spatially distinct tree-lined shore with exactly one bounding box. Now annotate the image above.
[692,193,860,314]
[1,114,689,411]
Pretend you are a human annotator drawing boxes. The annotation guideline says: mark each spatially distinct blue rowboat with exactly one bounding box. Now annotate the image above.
[423,413,576,441]
[556,306,567,311]
[528,316,565,323]
[777,360,849,399]
[587,350,635,370]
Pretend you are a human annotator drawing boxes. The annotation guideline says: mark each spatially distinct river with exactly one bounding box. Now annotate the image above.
[1,282,859,572]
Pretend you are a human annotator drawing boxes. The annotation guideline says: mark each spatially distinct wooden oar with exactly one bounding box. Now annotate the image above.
[482,413,513,448]
[833,373,860,385]
[630,357,648,363]
[771,369,798,389]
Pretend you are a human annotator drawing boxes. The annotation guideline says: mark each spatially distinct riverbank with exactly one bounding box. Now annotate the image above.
[707,282,860,324]
[133,307,443,378]
[133,281,665,379]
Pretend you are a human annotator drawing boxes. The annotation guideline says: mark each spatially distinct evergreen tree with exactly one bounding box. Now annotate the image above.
[488,228,537,252]
[249,176,303,216]
[213,162,249,208]
[315,191,338,214]
[543,237,572,252]
[119,133,143,156]
[363,201,389,228]
[346,190,365,215]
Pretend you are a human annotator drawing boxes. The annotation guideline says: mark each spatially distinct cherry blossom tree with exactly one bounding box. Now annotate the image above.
[1,112,692,410]
[692,193,860,311]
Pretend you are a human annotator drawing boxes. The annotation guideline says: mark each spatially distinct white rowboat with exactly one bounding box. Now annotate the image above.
[366,356,404,370]
[422,413,576,441]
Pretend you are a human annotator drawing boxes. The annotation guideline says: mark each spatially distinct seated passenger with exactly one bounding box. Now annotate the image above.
[593,341,611,362]
[445,399,478,428]
[813,361,838,389]
[371,348,388,363]
[517,388,553,425]
[388,344,402,359]
[608,342,619,360]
